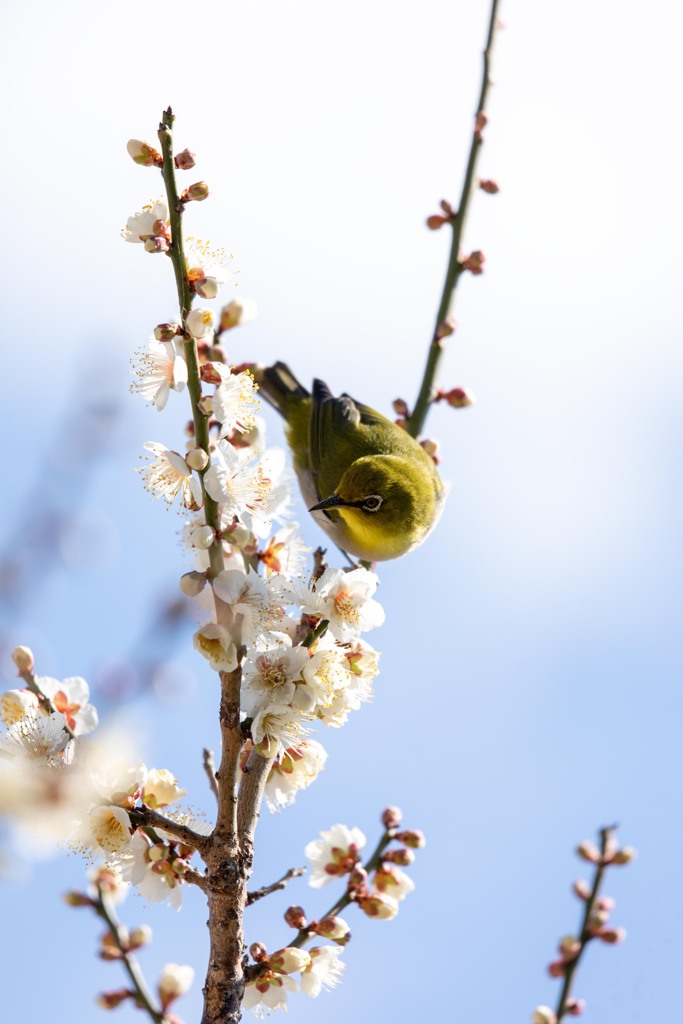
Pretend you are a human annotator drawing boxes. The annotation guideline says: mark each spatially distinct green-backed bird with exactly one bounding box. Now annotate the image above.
[253,362,445,562]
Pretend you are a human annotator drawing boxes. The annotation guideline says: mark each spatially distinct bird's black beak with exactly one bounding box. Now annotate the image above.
[308,494,348,513]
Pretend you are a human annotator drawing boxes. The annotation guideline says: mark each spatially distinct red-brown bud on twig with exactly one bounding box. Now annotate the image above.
[559,935,581,960]
[250,942,268,962]
[154,322,181,341]
[420,438,440,465]
[440,199,455,216]
[596,926,626,944]
[97,989,134,1010]
[174,148,197,170]
[612,846,637,865]
[479,179,500,194]
[461,250,485,275]
[438,387,475,408]
[395,829,426,849]
[284,906,307,930]
[565,998,586,1016]
[384,847,415,866]
[63,890,94,908]
[200,363,223,385]
[547,959,566,978]
[426,214,448,230]
[182,181,210,202]
[392,398,410,419]
[573,879,591,900]
[474,111,488,136]
[576,841,600,863]
[435,317,457,339]
[381,806,403,830]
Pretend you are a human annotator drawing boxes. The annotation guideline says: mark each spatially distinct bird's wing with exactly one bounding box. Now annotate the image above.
[309,380,361,484]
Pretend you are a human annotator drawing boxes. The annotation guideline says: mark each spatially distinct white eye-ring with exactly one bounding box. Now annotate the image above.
[362,494,383,512]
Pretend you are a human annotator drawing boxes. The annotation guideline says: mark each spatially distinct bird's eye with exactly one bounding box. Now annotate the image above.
[362,494,383,512]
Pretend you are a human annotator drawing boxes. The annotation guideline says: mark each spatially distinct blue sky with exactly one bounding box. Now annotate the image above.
[1,1,681,1022]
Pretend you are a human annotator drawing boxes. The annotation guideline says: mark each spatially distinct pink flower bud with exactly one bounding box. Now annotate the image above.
[426,214,447,230]
[440,199,454,216]
[98,989,134,1010]
[384,847,415,866]
[612,846,637,865]
[381,806,403,829]
[200,362,223,385]
[573,880,591,900]
[597,895,615,912]
[442,386,475,408]
[11,645,34,674]
[547,959,566,978]
[185,447,209,471]
[565,998,585,1016]
[576,841,600,863]
[358,893,399,920]
[250,942,268,962]
[154,322,181,341]
[461,250,485,275]
[420,438,440,464]
[195,277,220,299]
[597,927,626,944]
[143,235,171,254]
[219,298,258,332]
[314,916,351,945]
[395,829,426,849]
[268,947,311,975]
[392,398,410,418]
[559,935,581,959]
[174,148,197,170]
[129,926,152,949]
[284,906,307,930]
[479,179,500,194]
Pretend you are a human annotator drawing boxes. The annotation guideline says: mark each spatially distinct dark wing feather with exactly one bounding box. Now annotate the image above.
[309,379,361,481]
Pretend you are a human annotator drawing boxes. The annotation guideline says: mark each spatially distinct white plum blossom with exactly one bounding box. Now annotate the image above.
[250,703,308,757]
[242,972,297,1016]
[211,365,260,440]
[185,237,233,295]
[87,805,134,855]
[212,569,285,645]
[293,567,385,642]
[193,622,238,672]
[142,769,186,809]
[204,442,289,538]
[258,523,310,579]
[90,757,148,807]
[0,709,70,765]
[305,824,366,888]
[132,338,188,411]
[373,864,416,901]
[117,832,184,911]
[139,442,202,509]
[300,946,345,997]
[242,644,309,709]
[36,675,99,736]
[219,296,258,331]
[0,688,39,725]
[122,200,169,243]
[264,740,328,812]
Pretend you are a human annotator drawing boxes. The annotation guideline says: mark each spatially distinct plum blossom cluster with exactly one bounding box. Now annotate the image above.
[0,647,204,911]
[241,806,424,1015]
[533,828,635,1024]
[66,863,195,1021]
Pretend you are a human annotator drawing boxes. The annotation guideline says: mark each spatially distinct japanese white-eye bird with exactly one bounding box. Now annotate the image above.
[253,362,445,562]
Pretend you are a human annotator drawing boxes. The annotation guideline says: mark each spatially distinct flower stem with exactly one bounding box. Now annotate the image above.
[95,885,164,1024]
[405,0,501,439]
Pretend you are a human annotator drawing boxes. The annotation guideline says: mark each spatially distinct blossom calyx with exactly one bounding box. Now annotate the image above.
[127,139,162,167]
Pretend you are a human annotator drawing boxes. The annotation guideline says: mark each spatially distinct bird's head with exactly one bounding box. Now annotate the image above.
[308,454,441,560]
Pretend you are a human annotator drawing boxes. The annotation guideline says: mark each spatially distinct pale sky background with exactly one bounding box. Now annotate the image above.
[1,1,681,1022]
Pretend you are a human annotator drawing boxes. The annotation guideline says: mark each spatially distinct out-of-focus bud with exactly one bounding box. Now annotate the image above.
[384,847,415,867]
[565,998,586,1016]
[186,307,216,340]
[98,989,134,1010]
[597,895,615,912]
[395,829,426,849]
[197,395,213,417]
[358,893,399,920]
[612,846,637,865]
[200,362,223,385]
[190,525,216,550]
[314,916,351,945]
[219,297,258,332]
[144,235,171,254]
[442,386,475,408]
[435,317,457,339]
[597,927,626,944]
[63,890,94,908]
[129,925,153,949]
[603,832,619,861]
[420,438,440,465]
[381,806,403,830]
[479,178,500,193]
[174,148,197,170]
[183,181,210,202]
[532,1007,557,1024]
[440,199,455,216]
[196,277,220,299]
[426,214,448,230]
[461,250,485,275]
[559,935,581,959]
[284,906,307,930]
[158,964,195,1007]
[179,571,207,598]
[268,947,311,975]
[148,844,168,863]
[154,322,180,341]
[587,908,608,934]
[348,866,368,892]
[127,139,162,167]
[186,447,209,471]
[250,942,268,962]
[576,841,600,863]
[547,959,566,978]
[11,646,34,674]
[100,928,127,960]
[143,769,186,810]
[392,398,410,418]
[573,880,591,900]
[475,111,488,135]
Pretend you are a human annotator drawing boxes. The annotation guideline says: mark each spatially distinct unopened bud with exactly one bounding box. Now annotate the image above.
[461,250,485,275]
[532,1008,557,1024]
[435,317,456,339]
[597,926,626,944]
[268,947,311,975]
[358,893,399,920]
[186,307,216,340]
[154,322,180,341]
[219,297,258,332]
[420,438,440,464]
[479,179,500,194]
[597,895,615,912]
[587,908,609,932]
[158,964,195,1006]
[11,646,34,674]
[143,235,171,254]
[98,989,133,1010]
[573,880,591,900]
[559,935,581,959]
[129,925,152,949]
[314,916,351,945]
[191,525,216,550]
[395,829,426,848]
[576,841,600,863]
[126,139,162,167]
[174,148,197,170]
[426,214,448,230]
[179,571,207,598]
[603,833,619,861]
[348,866,368,891]
[284,905,307,929]
[565,998,585,1016]
[443,386,475,408]
[250,942,268,962]
[475,110,488,134]
[185,447,209,471]
[195,277,220,299]
[547,959,566,978]
[63,890,94,907]
[612,846,637,865]
[197,395,213,416]
[440,199,454,216]
[384,847,415,866]
[184,181,210,202]
[392,398,410,418]
[381,806,403,829]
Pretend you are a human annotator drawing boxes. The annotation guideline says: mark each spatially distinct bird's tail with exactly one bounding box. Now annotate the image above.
[251,361,309,417]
